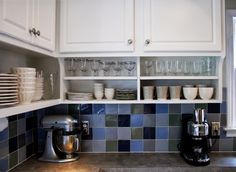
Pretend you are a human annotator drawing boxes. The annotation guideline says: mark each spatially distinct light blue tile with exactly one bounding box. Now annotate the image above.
[143,114,156,127]
[93,140,106,152]
[144,140,155,152]
[93,104,105,115]
[156,114,169,126]
[0,127,8,142]
[92,115,105,128]
[105,128,117,140]
[219,139,233,151]
[105,104,118,114]
[131,115,143,127]
[155,139,169,152]
[118,127,131,140]
[81,140,93,152]
[169,127,181,139]
[118,104,131,114]
[156,104,168,114]
[131,140,143,152]
[156,127,169,139]
[221,101,226,114]
[93,128,105,140]
[181,104,195,113]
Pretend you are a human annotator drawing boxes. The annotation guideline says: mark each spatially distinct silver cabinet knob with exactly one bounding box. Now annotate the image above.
[35,30,40,36]
[127,39,133,45]
[29,28,36,35]
[145,39,150,45]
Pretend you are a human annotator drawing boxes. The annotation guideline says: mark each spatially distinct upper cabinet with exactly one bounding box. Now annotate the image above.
[0,0,56,51]
[60,0,134,53]
[143,0,223,52]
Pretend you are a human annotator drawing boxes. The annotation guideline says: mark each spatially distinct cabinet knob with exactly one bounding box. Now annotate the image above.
[29,28,36,35]
[127,39,133,45]
[35,30,40,36]
[145,39,150,45]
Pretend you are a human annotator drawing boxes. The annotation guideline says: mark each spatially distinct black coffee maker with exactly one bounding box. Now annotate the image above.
[179,109,212,166]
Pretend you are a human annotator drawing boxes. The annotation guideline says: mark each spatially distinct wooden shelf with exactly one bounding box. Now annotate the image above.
[0,99,60,118]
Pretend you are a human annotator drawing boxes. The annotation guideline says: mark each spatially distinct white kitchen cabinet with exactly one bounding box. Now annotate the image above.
[143,0,223,52]
[0,0,56,51]
[60,0,134,53]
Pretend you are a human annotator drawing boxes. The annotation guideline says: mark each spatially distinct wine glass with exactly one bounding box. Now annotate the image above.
[144,60,153,76]
[90,59,100,76]
[65,58,77,76]
[124,61,136,76]
[78,58,88,75]
[100,61,111,76]
[112,61,123,76]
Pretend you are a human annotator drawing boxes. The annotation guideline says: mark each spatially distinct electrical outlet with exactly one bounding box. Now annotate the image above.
[81,121,89,135]
[211,122,220,137]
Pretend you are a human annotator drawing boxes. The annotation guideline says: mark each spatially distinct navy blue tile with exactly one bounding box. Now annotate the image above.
[9,136,18,153]
[208,103,221,113]
[25,111,34,118]
[0,156,9,172]
[93,104,105,115]
[156,104,168,114]
[26,143,34,158]
[26,130,34,146]
[18,133,26,148]
[131,115,143,127]
[26,116,37,131]
[118,115,130,127]
[143,127,155,139]
[0,128,8,142]
[8,115,17,122]
[18,113,25,119]
[80,104,92,115]
[118,140,130,152]
[169,104,181,113]
[50,104,68,114]
[144,104,156,114]
[68,104,80,115]
[105,104,118,114]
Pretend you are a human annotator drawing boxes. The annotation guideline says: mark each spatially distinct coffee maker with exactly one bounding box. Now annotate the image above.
[39,115,80,162]
[179,109,212,166]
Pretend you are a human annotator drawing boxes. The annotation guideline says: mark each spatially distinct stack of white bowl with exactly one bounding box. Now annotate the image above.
[32,77,44,101]
[94,83,104,100]
[12,67,36,104]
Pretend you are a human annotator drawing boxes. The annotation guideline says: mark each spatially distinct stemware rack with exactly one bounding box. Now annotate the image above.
[59,56,224,104]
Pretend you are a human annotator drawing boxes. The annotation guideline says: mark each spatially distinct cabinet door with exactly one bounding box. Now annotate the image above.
[60,0,134,53]
[143,0,222,52]
[0,0,32,42]
[33,0,56,51]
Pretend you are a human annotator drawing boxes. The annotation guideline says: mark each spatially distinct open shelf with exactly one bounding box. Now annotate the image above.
[0,99,60,118]
[140,76,219,80]
[64,76,138,80]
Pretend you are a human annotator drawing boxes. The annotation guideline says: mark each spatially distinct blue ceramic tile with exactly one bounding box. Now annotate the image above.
[9,136,18,153]
[105,128,117,140]
[181,104,195,113]
[144,104,156,114]
[143,127,155,139]
[131,140,143,152]
[68,104,80,115]
[156,104,168,114]
[169,104,181,113]
[223,87,227,101]
[93,128,105,140]
[169,127,181,139]
[37,128,46,142]
[221,101,226,113]
[155,139,169,152]
[105,104,118,114]
[92,115,105,128]
[156,114,169,126]
[26,130,33,146]
[221,114,226,127]
[131,115,143,127]
[118,104,131,114]
[118,115,130,127]
[93,104,105,115]
[80,104,92,115]
[144,140,155,151]
[25,111,34,118]
[93,140,106,152]
[18,113,25,119]
[26,143,34,158]
[0,156,9,172]
[8,115,17,122]
[0,128,8,142]
[18,133,26,148]
[207,113,221,123]
[156,127,168,139]
[0,140,8,158]
[208,103,221,113]
[143,114,156,127]
[18,146,26,163]
[118,127,131,140]
[81,140,93,152]
[219,139,233,151]
[26,117,35,131]
[51,104,68,114]
[118,140,130,152]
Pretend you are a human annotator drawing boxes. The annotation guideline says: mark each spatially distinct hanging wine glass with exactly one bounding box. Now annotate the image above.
[78,58,88,75]
[65,58,77,76]
[90,59,100,76]
[100,61,111,76]
[144,60,153,76]
[124,61,136,76]
[112,61,123,76]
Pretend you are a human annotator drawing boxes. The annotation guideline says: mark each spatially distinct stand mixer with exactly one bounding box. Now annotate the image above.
[39,115,80,162]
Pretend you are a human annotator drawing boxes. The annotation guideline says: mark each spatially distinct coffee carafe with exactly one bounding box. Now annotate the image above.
[179,109,212,166]
[39,115,81,162]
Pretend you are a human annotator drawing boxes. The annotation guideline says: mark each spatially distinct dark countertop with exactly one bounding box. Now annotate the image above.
[10,153,236,172]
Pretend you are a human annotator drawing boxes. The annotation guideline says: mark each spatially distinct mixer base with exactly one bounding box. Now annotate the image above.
[38,153,79,163]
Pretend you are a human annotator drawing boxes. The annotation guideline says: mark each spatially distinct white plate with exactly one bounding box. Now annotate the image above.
[0,99,18,103]
[0,80,18,83]
[0,101,18,106]
[0,86,18,89]
[0,96,18,100]
[0,77,18,80]
[0,93,18,96]
[0,90,18,93]
[0,83,18,86]
[0,73,18,77]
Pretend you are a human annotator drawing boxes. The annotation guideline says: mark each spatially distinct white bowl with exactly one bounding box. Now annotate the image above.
[32,92,43,101]
[199,87,214,100]
[12,67,36,72]
[19,82,36,87]
[94,92,103,100]
[17,72,36,77]
[105,88,115,100]
[18,77,36,82]
[183,87,198,100]
[143,86,154,100]
[19,91,35,104]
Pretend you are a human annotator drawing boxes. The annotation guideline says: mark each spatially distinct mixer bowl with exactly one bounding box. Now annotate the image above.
[56,134,79,154]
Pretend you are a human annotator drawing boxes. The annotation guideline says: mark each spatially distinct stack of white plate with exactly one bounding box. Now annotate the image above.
[0,73,19,107]
[32,77,44,101]
[67,92,93,101]
[12,67,36,104]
